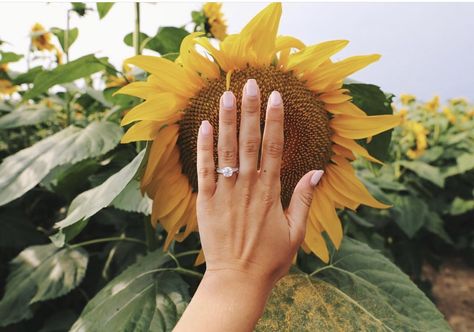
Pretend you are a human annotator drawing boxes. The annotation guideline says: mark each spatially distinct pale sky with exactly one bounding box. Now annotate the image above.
[1,2,473,101]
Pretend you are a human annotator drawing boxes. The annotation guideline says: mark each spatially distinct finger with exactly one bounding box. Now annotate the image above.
[196,120,216,200]
[286,170,324,250]
[239,79,261,179]
[217,91,238,185]
[260,91,284,186]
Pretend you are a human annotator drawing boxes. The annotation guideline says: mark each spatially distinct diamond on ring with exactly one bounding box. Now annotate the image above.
[216,166,239,178]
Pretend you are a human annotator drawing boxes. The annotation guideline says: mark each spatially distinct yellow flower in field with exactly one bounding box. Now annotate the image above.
[203,2,227,41]
[31,23,56,52]
[400,94,416,105]
[405,121,427,159]
[449,97,469,106]
[0,63,8,72]
[106,63,135,88]
[442,107,456,124]
[424,95,440,112]
[117,3,401,262]
[0,79,17,97]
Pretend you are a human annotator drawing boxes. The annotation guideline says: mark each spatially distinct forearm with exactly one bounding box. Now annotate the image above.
[174,271,273,332]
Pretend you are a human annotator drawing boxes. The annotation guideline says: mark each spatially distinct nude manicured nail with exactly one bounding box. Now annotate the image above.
[310,170,324,187]
[245,79,258,97]
[222,91,235,109]
[201,120,212,135]
[269,91,282,107]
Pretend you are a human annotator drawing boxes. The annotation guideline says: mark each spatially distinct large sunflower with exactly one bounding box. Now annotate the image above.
[117,3,401,263]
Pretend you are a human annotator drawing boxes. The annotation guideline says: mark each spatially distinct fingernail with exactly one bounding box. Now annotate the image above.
[269,91,282,107]
[222,91,234,110]
[245,79,258,97]
[201,120,211,135]
[310,170,324,187]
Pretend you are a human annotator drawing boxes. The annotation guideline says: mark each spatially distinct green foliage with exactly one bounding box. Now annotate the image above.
[96,2,115,19]
[52,150,146,245]
[258,238,451,331]
[0,121,123,206]
[23,54,107,100]
[70,250,189,332]
[124,27,189,55]
[0,51,23,64]
[51,27,79,51]
[0,104,55,129]
[0,244,88,326]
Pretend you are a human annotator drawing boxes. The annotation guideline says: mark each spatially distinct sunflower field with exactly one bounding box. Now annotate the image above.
[0,3,472,331]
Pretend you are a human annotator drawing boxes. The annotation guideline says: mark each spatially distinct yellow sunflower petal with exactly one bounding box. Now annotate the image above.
[180,32,220,81]
[160,186,192,233]
[239,2,282,67]
[145,145,181,197]
[152,173,190,222]
[311,189,343,249]
[320,177,359,211]
[275,35,305,69]
[326,160,391,209]
[125,55,201,97]
[287,40,349,72]
[164,204,189,249]
[325,101,366,116]
[319,91,352,104]
[121,113,183,144]
[175,195,198,242]
[304,219,329,263]
[194,249,206,266]
[309,54,381,91]
[121,93,183,125]
[332,144,355,160]
[114,81,159,99]
[330,114,402,139]
[332,135,382,164]
[195,36,231,71]
[141,125,179,188]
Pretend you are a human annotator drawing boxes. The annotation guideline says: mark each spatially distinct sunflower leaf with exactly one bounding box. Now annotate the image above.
[0,121,123,206]
[0,51,23,65]
[344,83,395,162]
[70,250,190,332]
[111,178,152,215]
[0,104,55,129]
[96,2,114,19]
[52,150,146,245]
[23,54,107,100]
[257,238,450,331]
[51,27,79,52]
[0,244,88,327]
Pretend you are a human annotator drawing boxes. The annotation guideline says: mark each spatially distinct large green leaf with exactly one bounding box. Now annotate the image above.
[12,66,43,85]
[390,194,429,238]
[0,104,55,129]
[0,51,23,65]
[124,27,189,54]
[0,244,88,327]
[257,238,450,331]
[70,250,189,332]
[23,54,106,100]
[52,150,146,244]
[0,121,123,206]
[344,83,395,162]
[51,27,79,51]
[111,179,152,215]
[96,2,114,19]
[399,160,445,187]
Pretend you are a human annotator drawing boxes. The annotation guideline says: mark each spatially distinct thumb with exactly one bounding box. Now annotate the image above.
[286,170,324,250]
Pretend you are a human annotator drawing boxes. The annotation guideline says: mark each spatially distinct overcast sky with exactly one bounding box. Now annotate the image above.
[1,2,473,101]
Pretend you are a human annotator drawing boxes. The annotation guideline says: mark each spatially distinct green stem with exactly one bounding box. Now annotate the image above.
[70,236,146,249]
[65,9,71,62]
[144,215,158,252]
[133,3,141,56]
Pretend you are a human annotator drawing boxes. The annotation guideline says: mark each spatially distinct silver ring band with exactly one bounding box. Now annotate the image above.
[216,166,239,178]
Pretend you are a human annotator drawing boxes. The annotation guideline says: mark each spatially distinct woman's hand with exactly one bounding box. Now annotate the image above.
[174,79,323,332]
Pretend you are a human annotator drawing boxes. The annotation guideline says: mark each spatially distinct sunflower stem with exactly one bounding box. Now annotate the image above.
[65,9,71,63]
[144,215,158,252]
[133,3,141,56]
[69,236,147,249]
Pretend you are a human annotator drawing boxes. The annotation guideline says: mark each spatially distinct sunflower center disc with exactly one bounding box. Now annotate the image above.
[177,66,332,208]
